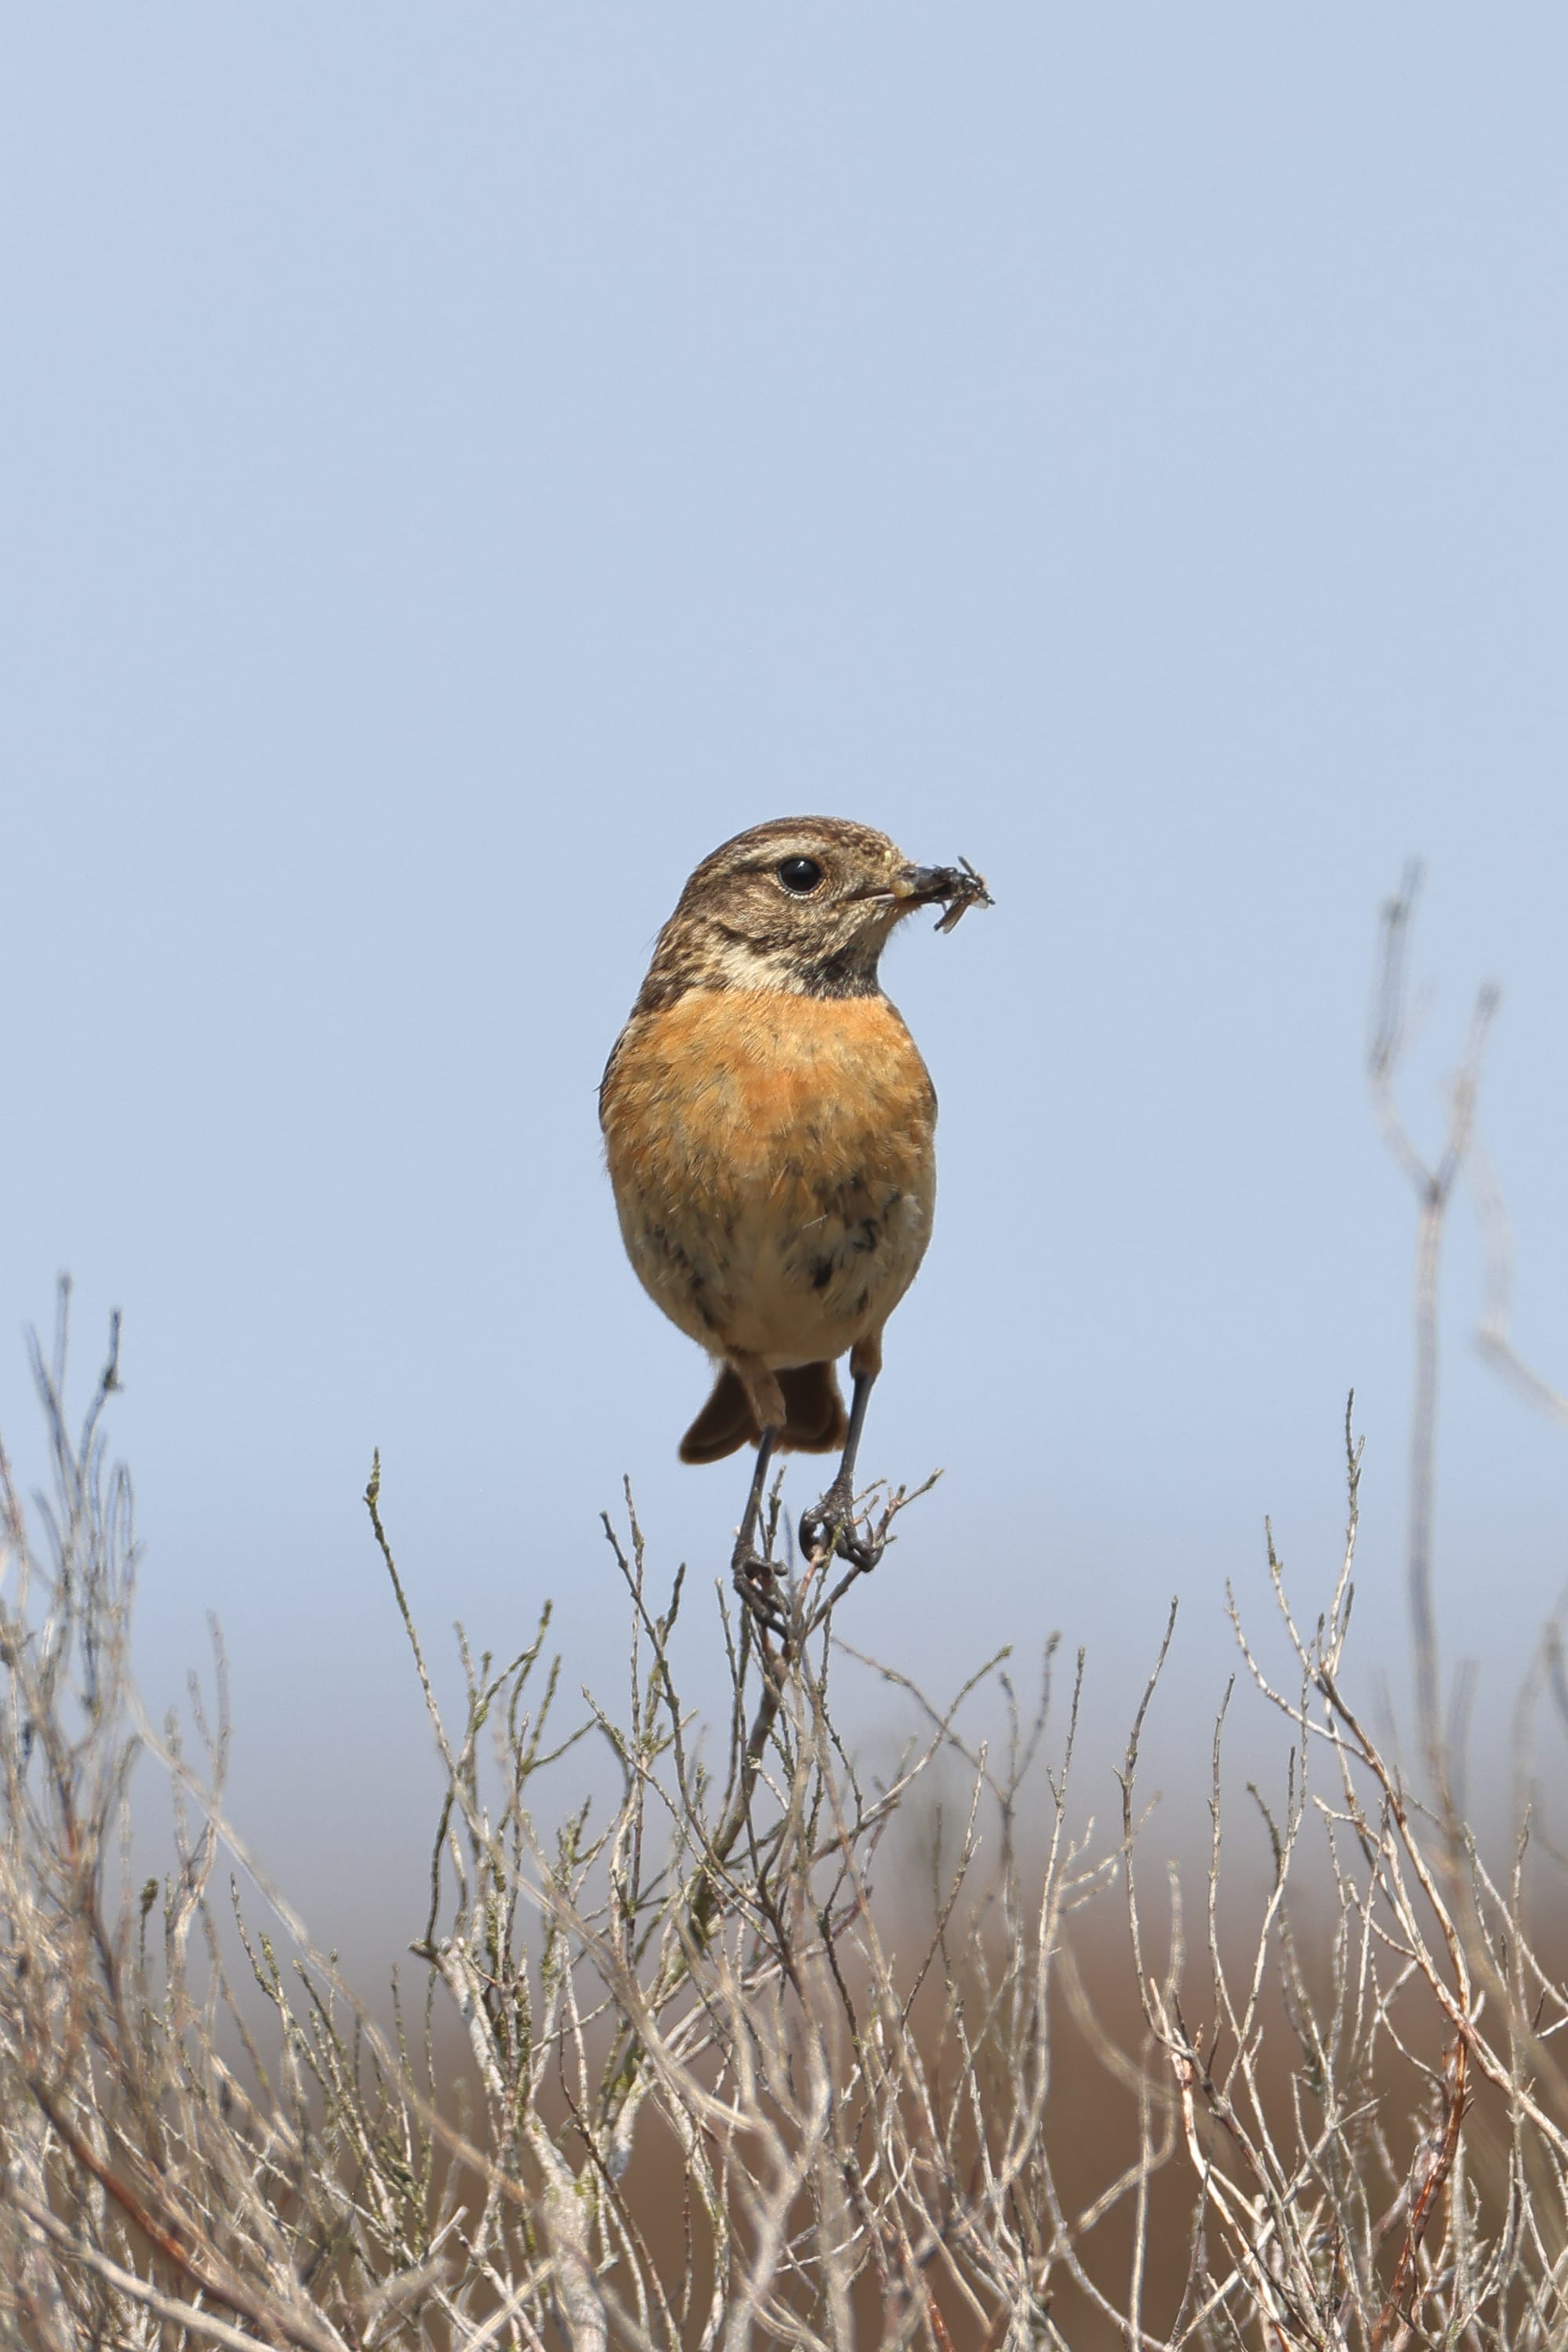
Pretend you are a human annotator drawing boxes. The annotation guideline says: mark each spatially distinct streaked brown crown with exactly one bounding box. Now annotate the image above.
[631,817,923,1012]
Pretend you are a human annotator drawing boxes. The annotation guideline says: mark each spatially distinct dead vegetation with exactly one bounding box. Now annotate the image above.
[2,874,1567,2348]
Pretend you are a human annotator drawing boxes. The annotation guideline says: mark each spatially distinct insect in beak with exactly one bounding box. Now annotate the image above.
[892,858,995,932]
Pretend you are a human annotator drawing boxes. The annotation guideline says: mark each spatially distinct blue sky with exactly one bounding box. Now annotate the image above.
[4,9,1566,1937]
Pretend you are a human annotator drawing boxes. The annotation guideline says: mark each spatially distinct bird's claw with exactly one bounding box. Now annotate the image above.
[731,1549,789,1637]
[799,1494,884,1574]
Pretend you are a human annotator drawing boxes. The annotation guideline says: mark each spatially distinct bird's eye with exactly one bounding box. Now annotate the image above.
[776,855,824,895]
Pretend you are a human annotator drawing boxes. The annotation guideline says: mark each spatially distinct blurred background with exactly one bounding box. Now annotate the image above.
[3,8,1566,1955]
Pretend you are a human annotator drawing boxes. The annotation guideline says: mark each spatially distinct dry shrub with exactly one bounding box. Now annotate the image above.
[1,1298,1566,2350]
[3,877,1567,2347]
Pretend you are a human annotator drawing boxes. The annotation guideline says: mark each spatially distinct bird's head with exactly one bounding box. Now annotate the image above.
[637,816,991,1007]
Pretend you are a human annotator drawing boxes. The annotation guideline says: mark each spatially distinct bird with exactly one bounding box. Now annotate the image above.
[600,815,989,1585]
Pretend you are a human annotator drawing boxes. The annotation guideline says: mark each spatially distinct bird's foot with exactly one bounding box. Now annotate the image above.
[731,1542,789,1639]
[799,1484,884,1575]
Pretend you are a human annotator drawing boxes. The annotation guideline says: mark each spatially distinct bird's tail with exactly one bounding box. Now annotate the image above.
[678,1362,848,1465]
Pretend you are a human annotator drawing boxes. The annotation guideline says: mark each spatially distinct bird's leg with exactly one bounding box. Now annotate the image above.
[732,1426,777,1568]
[731,1355,791,1631]
[800,1351,881,1570]
[732,1428,788,1632]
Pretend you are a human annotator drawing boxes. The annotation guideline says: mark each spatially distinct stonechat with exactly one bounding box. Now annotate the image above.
[601,816,989,1579]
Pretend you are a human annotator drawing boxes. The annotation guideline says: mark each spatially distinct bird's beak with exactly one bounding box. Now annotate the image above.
[891,858,994,931]
[891,864,953,906]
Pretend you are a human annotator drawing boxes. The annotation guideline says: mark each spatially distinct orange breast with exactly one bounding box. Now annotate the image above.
[601,989,937,1364]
